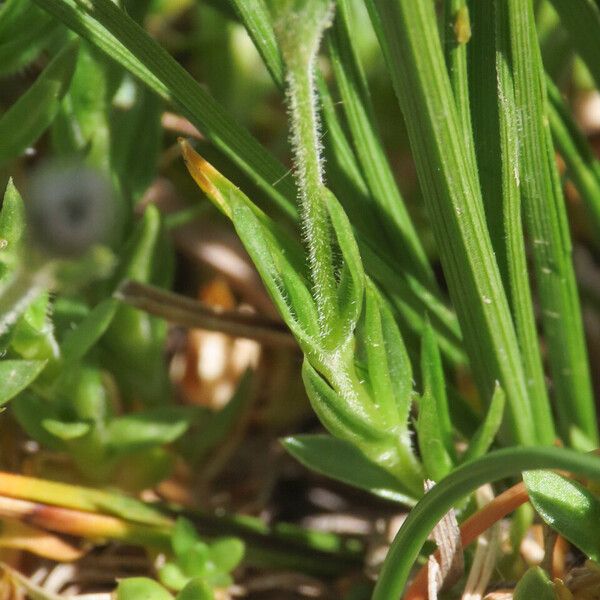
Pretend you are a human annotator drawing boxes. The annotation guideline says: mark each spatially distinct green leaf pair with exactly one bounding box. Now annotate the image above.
[158,518,244,592]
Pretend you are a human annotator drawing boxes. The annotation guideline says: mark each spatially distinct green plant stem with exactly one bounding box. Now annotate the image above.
[506,0,597,446]
[275,3,338,338]
[366,0,536,444]
[285,66,337,334]
[373,446,600,599]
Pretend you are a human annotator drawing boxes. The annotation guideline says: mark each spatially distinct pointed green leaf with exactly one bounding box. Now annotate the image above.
[461,385,506,463]
[420,318,454,460]
[324,189,365,340]
[283,434,417,505]
[0,180,26,264]
[417,388,453,482]
[60,298,118,362]
[228,0,284,87]
[361,281,413,428]
[329,0,433,287]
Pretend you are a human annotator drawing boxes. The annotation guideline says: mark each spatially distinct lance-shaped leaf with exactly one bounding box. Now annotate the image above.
[417,389,453,482]
[461,385,505,463]
[0,360,47,407]
[180,140,324,357]
[60,298,118,362]
[420,319,454,461]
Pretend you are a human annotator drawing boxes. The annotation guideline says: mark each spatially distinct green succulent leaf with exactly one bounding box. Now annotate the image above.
[175,579,214,600]
[106,408,192,454]
[524,470,600,561]
[158,563,190,592]
[42,419,90,440]
[513,567,555,600]
[116,577,174,600]
[208,537,244,574]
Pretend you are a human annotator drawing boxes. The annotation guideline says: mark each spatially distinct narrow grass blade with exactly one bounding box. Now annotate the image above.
[317,73,383,248]
[469,2,553,443]
[329,0,435,288]
[549,0,600,89]
[0,0,65,77]
[33,0,298,219]
[547,77,600,239]
[0,40,79,165]
[366,0,536,444]
[227,0,284,88]
[443,0,475,168]
[506,0,597,446]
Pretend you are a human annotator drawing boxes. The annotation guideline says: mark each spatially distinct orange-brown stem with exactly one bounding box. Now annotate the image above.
[404,482,528,600]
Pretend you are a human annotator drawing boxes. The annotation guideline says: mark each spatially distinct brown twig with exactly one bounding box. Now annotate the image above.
[115,279,297,348]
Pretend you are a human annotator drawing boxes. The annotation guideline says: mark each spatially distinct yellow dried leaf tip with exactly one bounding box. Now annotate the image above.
[178,138,232,218]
